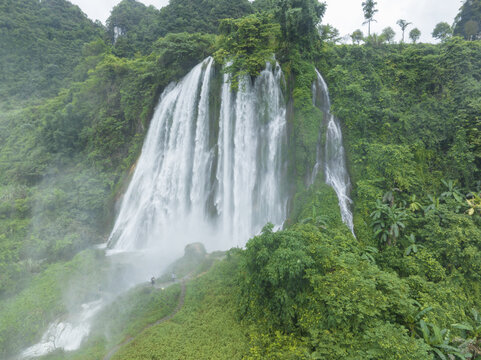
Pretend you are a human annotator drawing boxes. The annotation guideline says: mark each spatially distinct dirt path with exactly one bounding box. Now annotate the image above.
[103,280,186,360]
[102,267,214,360]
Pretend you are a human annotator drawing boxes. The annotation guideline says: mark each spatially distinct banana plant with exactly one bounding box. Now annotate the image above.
[418,320,470,359]
[402,233,424,256]
[424,194,440,215]
[441,179,464,203]
[371,199,407,246]
[361,246,379,264]
[453,309,481,340]
[452,309,481,358]
[300,204,328,229]
[404,303,433,337]
[408,194,423,213]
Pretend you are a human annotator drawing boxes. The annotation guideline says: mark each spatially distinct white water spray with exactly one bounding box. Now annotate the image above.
[20,300,103,358]
[311,69,354,234]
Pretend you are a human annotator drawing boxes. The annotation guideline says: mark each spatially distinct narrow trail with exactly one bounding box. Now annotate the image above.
[103,280,186,360]
[103,270,209,360]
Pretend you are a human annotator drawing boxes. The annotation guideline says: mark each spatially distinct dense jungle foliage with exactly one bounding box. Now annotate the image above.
[1,0,480,358]
[0,0,103,101]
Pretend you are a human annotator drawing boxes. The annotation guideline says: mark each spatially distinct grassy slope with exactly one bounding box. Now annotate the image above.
[34,253,246,360]
[112,257,249,360]
[0,249,107,357]
[40,283,181,360]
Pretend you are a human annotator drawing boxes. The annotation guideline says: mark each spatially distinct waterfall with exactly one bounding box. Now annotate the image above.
[107,58,288,256]
[19,58,288,359]
[311,69,355,234]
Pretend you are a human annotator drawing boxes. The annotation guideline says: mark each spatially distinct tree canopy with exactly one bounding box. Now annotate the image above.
[0,0,103,100]
[432,22,453,41]
[454,0,481,40]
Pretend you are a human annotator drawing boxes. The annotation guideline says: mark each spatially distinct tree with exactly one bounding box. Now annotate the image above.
[381,26,396,43]
[362,0,378,36]
[157,0,253,36]
[409,28,421,43]
[238,224,315,331]
[453,0,481,39]
[275,0,326,51]
[350,29,364,44]
[397,19,412,42]
[465,20,480,40]
[319,24,341,43]
[215,13,280,87]
[432,22,452,41]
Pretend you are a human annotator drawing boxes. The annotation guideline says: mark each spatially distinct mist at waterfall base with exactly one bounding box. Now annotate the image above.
[20,57,289,358]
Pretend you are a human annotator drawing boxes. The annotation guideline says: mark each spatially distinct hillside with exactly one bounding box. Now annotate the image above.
[0,0,481,359]
[0,0,103,103]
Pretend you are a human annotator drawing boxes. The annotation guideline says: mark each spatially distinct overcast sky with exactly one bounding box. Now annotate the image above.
[70,0,463,43]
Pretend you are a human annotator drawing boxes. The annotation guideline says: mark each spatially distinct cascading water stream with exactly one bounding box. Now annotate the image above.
[311,69,355,235]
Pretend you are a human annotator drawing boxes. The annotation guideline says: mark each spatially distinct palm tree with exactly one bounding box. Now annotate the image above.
[362,0,378,36]
[397,19,412,42]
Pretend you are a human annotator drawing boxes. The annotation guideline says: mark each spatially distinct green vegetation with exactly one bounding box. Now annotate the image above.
[112,256,249,360]
[214,13,280,88]
[409,28,421,43]
[106,0,252,57]
[0,0,103,102]
[0,249,106,357]
[432,22,453,42]
[1,0,481,359]
[454,0,481,40]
